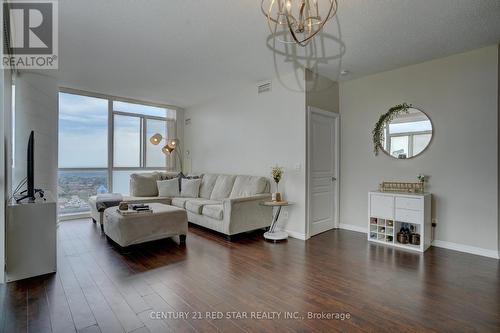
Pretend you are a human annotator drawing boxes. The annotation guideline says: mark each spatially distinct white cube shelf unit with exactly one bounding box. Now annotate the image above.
[368,191,432,252]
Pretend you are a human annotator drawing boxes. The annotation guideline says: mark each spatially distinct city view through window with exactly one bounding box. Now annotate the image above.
[58,170,108,214]
[58,92,175,215]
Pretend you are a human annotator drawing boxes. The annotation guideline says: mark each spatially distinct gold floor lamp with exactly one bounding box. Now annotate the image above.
[149,134,183,172]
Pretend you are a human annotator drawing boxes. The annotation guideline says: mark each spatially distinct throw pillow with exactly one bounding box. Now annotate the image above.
[176,172,201,191]
[157,178,180,197]
[180,178,202,198]
[129,172,160,197]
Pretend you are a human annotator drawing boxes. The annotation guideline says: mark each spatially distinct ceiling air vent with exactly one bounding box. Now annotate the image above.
[257,81,272,94]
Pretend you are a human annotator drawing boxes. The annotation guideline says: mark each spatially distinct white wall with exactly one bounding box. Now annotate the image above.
[1,68,13,283]
[13,72,59,198]
[0,74,4,284]
[185,71,308,238]
[340,46,499,257]
[175,108,186,172]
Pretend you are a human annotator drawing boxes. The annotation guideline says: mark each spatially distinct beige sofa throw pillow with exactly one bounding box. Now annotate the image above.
[130,172,160,197]
[157,179,180,197]
[181,178,202,198]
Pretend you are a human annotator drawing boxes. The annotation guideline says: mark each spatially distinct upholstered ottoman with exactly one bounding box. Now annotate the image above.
[103,203,187,247]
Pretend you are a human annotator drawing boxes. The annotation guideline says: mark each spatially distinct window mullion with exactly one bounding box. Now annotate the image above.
[108,99,114,192]
[141,117,147,168]
[408,134,414,157]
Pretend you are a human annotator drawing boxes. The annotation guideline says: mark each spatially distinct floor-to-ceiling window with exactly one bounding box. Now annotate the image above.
[58,90,177,216]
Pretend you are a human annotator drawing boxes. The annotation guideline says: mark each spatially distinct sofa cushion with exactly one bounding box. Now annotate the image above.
[202,204,224,220]
[130,172,160,197]
[185,199,221,214]
[171,197,193,209]
[210,175,237,200]
[199,174,218,199]
[181,178,202,198]
[157,179,180,197]
[229,175,268,198]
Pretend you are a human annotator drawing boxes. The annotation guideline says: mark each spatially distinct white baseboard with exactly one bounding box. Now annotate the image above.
[432,240,499,259]
[338,223,368,234]
[337,224,499,260]
[285,230,308,240]
[58,212,91,222]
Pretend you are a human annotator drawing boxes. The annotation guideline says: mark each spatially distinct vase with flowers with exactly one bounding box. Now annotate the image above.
[417,174,426,192]
[271,165,284,202]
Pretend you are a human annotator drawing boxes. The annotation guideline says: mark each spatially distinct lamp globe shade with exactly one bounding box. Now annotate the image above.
[162,145,174,155]
[150,133,163,145]
[167,138,179,148]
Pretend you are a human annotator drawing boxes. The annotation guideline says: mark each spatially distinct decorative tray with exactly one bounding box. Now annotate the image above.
[379,181,424,193]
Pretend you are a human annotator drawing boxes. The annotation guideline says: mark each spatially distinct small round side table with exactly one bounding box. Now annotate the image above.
[260,201,294,241]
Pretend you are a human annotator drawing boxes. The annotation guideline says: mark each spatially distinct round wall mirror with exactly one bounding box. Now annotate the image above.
[381,108,433,159]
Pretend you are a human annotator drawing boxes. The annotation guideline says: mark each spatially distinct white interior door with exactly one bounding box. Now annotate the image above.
[307,107,339,237]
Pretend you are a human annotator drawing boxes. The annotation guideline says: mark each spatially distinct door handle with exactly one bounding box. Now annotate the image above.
[332,177,337,182]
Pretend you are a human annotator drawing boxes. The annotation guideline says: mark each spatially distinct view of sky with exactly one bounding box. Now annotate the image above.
[58,93,170,169]
[389,120,432,135]
[58,93,108,168]
[114,100,175,118]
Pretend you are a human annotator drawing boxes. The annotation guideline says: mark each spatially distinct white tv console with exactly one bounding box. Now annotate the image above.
[6,192,57,282]
[368,191,432,253]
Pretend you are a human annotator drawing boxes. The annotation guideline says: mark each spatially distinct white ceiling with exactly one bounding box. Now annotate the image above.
[58,0,500,108]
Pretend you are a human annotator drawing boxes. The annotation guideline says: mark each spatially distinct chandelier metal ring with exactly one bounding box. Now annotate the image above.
[261,0,338,47]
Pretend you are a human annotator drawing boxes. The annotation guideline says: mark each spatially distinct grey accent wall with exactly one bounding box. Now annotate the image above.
[340,46,499,255]
[305,69,339,112]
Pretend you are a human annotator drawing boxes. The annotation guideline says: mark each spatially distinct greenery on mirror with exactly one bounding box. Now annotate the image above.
[372,103,412,155]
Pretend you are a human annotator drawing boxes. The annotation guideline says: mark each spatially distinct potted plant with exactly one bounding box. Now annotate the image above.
[417,174,426,192]
[271,165,284,202]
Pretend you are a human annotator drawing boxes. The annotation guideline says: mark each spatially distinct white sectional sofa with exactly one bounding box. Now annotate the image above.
[89,172,273,237]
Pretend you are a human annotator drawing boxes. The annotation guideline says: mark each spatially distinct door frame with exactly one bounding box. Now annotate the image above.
[306,106,340,239]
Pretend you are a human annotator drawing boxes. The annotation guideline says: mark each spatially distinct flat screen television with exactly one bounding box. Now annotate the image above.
[27,130,35,201]
[16,131,35,203]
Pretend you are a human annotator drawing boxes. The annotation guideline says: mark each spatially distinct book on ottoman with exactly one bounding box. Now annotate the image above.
[117,208,152,216]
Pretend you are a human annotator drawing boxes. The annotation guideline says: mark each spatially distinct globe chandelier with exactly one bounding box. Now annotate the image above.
[261,0,338,47]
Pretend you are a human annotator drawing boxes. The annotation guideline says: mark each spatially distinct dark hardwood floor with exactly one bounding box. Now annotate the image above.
[0,219,499,333]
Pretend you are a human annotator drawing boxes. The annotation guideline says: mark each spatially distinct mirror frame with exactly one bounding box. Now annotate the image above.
[373,104,433,159]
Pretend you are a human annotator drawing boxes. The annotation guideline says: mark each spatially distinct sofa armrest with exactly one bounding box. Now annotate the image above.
[88,196,102,224]
[222,194,273,235]
[222,193,271,205]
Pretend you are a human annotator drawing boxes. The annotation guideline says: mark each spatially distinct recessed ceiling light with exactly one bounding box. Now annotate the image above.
[340,70,350,76]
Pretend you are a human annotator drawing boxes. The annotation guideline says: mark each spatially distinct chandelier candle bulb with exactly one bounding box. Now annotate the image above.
[261,0,338,46]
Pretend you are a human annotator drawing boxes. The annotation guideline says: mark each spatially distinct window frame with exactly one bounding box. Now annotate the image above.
[386,129,432,157]
[58,87,180,217]
[112,111,172,170]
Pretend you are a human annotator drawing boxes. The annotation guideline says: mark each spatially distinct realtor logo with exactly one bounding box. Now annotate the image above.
[2,0,58,69]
